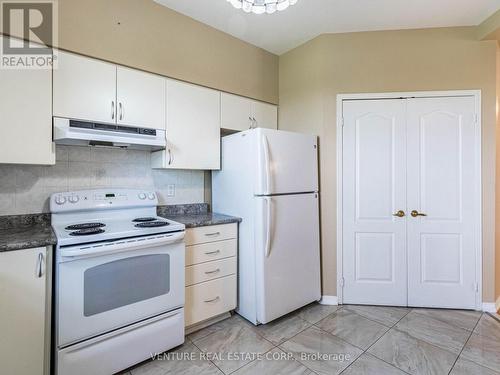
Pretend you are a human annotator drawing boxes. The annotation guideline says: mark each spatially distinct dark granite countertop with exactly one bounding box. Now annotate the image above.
[157,203,241,229]
[0,214,57,252]
[0,204,239,252]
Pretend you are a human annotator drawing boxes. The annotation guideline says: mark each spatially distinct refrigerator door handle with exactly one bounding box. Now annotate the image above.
[262,134,272,194]
[265,197,272,258]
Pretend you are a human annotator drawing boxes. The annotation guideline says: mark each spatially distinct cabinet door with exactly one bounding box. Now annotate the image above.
[0,248,49,375]
[116,67,166,130]
[153,80,220,170]
[221,92,253,131]
[53,51,117,124]
[252,101,278,130]
[0,36,54,165]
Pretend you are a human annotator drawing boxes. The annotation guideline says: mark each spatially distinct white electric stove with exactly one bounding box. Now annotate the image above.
[51,188,186,375]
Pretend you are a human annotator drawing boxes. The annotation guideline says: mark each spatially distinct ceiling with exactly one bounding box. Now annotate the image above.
[154,0,500,55]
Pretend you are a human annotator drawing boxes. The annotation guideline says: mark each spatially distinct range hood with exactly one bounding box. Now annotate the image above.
[53,117,166,151]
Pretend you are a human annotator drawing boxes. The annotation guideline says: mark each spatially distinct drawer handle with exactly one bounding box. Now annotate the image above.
[204,296,220,303]
[205,268,221,275]
[205,232,221,237]
[205,250,221,255]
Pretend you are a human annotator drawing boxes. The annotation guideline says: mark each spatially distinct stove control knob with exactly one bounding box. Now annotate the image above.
[69,195,79,204]
[148,193,156,200]
[138,193,147,200]
[55,195,66,205]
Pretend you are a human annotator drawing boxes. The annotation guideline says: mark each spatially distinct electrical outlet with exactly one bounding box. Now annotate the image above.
[167,184,175,197]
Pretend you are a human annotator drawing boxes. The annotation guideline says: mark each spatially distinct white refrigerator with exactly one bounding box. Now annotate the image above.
[212,128,321,325]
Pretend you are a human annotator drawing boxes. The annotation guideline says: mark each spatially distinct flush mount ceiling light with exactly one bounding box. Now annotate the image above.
[226,0,298,14]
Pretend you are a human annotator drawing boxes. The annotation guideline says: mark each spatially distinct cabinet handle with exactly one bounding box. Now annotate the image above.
[119,102,123,121]
[205,232,220,237]
[205,268,221,275]
[168,149,173,165]
[411,210,427,217]
[204,296,220,303]
[36,253,44,278]
[205,250,221,255]
[111,101,115,120]
[249,116,257,129]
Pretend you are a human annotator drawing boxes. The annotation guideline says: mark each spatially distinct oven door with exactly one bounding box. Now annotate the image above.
[57,232,185,348]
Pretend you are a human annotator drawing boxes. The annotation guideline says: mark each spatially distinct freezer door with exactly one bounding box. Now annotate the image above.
[255,193,321,324]
[254,128,318,195]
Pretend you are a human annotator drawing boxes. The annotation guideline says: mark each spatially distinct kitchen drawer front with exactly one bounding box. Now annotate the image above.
[185,257,237,287]
[185,239,237,266]
[185,275,237,327]
[185,224,237,246]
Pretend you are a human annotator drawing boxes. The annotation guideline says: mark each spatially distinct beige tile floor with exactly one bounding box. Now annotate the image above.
[122,303,500,375]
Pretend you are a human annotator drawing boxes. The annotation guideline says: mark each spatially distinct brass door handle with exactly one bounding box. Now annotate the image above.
[411,210,427,217]
[392,210,405,218]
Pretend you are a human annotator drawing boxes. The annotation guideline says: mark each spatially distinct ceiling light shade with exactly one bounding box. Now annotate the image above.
[226,0,298,14]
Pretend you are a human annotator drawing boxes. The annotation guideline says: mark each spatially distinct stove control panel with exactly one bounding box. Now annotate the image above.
[50,189,158,213]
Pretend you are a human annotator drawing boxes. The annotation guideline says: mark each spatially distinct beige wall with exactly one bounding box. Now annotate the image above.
[496,47,500,310]
[279,27,498,302]
[56,0,278,104]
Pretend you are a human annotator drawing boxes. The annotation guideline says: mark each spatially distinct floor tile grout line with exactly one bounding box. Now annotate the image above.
[353,307,415,375]
[276,320,368,375]
[264,314,321,346]
[449,312,500,374]
[408,308,481,334]
[223,346,278,375]
[340,305,411,329]
[189,338,228,375]
[190,315,255,345]
[311,305,410,353]
[273,346,323,375]
[446,312,483,375]
[398,308,480,356]
[308,322,368,352]
[188,307,325,374]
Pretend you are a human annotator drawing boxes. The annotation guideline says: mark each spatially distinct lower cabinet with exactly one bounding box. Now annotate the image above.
[184,224,238,327]
[0,247,51,375]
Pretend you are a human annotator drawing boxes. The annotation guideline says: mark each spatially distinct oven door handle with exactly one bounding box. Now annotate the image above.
[60,232,185,259]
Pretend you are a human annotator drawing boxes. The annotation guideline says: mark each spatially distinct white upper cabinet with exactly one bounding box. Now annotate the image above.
[252,100,278,130]
[152,80,220,170]
[116,67,166,130]
[221,93,253,131]
[53,51,117,124]
[0,36,54,165]
[221,92,277,131]
[54,52,165,129]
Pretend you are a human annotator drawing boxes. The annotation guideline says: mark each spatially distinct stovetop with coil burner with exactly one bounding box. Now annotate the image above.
[53,215,180,245]
[50,189,185,247]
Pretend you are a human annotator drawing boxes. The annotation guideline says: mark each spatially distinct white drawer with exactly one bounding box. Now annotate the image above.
[185,275,237,327]
[185,223,237,246]
[185,257,237,287]
[185,239,237,266]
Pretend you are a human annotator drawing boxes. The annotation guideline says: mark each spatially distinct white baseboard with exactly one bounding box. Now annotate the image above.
[482,302,497,313]
[320,296,338,305]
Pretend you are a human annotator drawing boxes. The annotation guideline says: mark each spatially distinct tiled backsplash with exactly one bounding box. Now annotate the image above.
[0,145,205,215]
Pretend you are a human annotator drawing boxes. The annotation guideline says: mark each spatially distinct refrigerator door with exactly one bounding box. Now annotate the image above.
[255,193,321,324]
[254,128,318,195]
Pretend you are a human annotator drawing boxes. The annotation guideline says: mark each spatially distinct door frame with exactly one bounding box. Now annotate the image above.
[336,90,482,310]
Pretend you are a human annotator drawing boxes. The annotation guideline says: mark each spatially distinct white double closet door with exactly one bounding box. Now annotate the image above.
[342,96,479,309]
